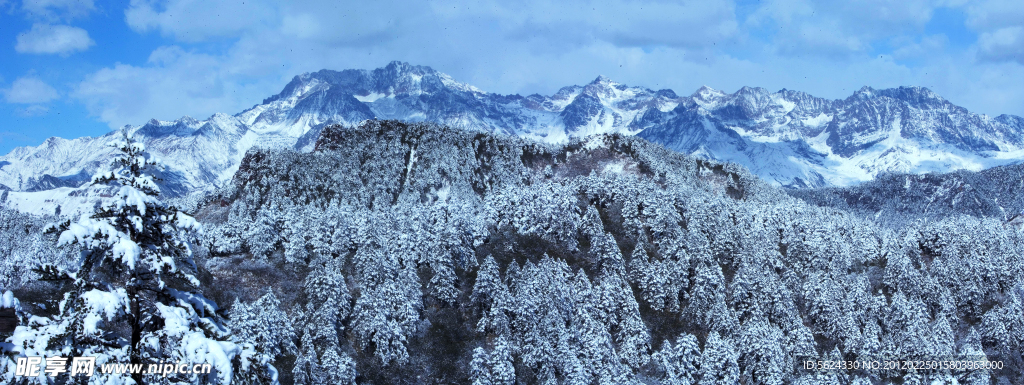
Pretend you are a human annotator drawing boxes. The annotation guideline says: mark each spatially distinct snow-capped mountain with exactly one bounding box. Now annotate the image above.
[2,61,1023,215]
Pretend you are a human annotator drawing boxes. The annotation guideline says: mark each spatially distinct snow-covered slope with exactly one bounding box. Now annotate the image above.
[637,85,1024,187]
[2,61,1023,215]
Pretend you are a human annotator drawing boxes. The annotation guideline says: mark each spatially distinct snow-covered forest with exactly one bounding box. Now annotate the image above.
[790,164,1024,227]
[3,120,1023,384]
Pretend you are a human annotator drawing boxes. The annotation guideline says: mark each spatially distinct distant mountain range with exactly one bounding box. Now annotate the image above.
[1,61,1022,216]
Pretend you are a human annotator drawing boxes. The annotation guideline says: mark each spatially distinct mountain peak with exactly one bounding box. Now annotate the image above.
[735,86,770,96]
[878,86,944,103]
[381,61,440,80]
[851,85,946,105]
[692,85,725,100]
[853,86,877,99]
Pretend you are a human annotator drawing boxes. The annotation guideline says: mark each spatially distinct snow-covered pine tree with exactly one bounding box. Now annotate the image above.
[697,332,739,385]
[6,132,248,384]
[349,218,423,367]
[292,255,356,385]
[472,256,511,336]
[735,317,787,385]
[469,335,515,385]
[229,291,297,384]
[650,333,701,385]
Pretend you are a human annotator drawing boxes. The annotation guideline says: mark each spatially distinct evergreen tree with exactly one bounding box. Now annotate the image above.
[349,223,422,366]
[469,335,515,385]
[473,256,512,336]
[229,291,297,384]
[736,317,788,385]
[292,255,356,384]
[651,333,701,385]
[319,346,356,385]
[697,332,739,385]
[7,133,247,384]
[291,332,324,385]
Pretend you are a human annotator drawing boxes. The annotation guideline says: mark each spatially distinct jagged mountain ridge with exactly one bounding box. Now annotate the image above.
[1,61,1023,215]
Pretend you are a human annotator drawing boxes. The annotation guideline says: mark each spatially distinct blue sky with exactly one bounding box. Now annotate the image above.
[1,0,1022,155]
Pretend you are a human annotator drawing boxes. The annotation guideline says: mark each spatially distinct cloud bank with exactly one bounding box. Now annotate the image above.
[15,23,94,55]
[3,76,59,104]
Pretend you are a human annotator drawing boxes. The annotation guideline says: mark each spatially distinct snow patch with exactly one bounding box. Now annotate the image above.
[773,95,796,113]
[583,136,608,151]
[1,290,17,308]
[657,102,679,112]
[436,184,450,202]
[602,162,625,174]
[802,113,832,127]
[355,92,388,103]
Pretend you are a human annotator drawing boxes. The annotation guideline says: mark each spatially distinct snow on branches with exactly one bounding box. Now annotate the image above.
[3,132,248,385]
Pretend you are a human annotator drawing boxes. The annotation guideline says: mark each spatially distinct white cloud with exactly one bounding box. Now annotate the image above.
[74,46,281,127]
[17,105,50,117]
[430,0,739,49]
[745,0,939,57]
[892,35,948,60]
[965,0,1024,30]
[125,0,739,49]
[67,0,1024,128]
[15,24,95,55]
[22,0,95,21]
[125,0,278,42]
[964,0,1024,64]
[3,76,59,104]
[977,27,1024,64]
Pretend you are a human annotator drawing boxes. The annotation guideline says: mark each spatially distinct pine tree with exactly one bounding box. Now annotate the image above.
[349,226,422,366]
[229,291,297,384]
[958,327,991,385]
[291,333,324,385]
[473,256,511,336]
[980,287,1024,352]
[685,260,734,332]
[595,268,649,370]
[651,333,701,385]
[736,317,788,385]
[8,132,246,384]
[698,332,739,385]
[292,255,356,384]
[319,346,356,385]
[470,346,491,385]
[469,335,515,385]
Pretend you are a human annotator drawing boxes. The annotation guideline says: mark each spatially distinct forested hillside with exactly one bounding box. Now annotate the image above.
[789,164,1024,227]
[3,120,1023,384]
